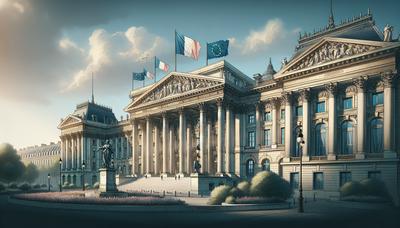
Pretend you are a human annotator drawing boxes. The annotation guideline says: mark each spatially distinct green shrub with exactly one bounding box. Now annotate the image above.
[9,182,18,189]
[18,182,31,191]
[62,182,70,189]
[41,184,47,188]
[237,181,250,196]
[68,183,76,189]
[93,182,99,189]
[208,185,232,205]
[360,178,389,198]
[228,187,241,198]
[0,182,5,191]
[224,195,236,204]
[340,181,363,197]
[84,183,91,189]
[33,184,41,189]
[250,171,292,200]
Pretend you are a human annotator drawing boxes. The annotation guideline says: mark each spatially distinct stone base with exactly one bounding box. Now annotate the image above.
[99,168,117,193]
[355,153,365,160]
[176,173,185,179]
[144,173,152,178]
[327,154,337,161]
[302,156,310,162]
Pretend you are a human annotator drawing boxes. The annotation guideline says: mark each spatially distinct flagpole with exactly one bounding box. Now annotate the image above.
[206,42,208,66]
[174,30,177,72]
[154,56,157,84]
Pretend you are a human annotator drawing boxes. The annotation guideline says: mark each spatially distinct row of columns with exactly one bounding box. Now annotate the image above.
[61,133,84,171]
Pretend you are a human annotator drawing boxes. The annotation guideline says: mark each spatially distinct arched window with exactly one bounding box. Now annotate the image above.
[293,127,302,157]
[315,123,327,156]
[370,118,383,153]
[246,159,255,177]
[261,159,270,171]
[341,121,354,154]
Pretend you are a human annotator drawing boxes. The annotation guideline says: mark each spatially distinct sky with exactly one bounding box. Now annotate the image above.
[1,0,399,150]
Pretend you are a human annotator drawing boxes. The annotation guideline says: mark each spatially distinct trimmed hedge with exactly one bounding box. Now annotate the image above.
[93,182,99,189]
[224,195,236,204]
[9,182,18,189]
[236,181,250,197]
[0,182,5,192]
[250,171,292,200]
[340,181,363,197]
[340,178,390,199]
[18,182,31,191]
[208,185,232,205]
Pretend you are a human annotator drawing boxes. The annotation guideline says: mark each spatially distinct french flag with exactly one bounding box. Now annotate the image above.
[156,58,169,72]
[175,31,201,60]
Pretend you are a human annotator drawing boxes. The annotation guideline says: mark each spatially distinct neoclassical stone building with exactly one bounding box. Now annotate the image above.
[59,11,400,203]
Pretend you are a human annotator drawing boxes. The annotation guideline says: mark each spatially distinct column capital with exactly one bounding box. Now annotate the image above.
[381,70,397,88]
[178,107,185,114]
[299,88,311,102]
[216,98,224,107]
[325,82,338,97]
[199,103,207,112]
[161,111,168,118]
[281,92,293,105]
[353,76,368,92]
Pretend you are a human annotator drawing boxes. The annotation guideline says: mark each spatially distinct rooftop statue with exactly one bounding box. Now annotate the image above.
[383,24,393,42]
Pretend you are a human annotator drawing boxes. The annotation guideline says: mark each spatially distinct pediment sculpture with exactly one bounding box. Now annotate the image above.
[288,41,378,72]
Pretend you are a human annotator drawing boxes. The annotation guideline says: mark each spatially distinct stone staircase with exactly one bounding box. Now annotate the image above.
[118,176,192,194]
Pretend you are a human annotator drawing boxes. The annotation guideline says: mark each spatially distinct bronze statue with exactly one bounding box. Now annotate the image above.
[97,140,113,169]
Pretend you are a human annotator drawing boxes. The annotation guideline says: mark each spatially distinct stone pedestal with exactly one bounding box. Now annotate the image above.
[99,168,117,193]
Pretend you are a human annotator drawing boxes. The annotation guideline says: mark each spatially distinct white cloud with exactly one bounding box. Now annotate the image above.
[58,38,84,54]
[12,1,24,13]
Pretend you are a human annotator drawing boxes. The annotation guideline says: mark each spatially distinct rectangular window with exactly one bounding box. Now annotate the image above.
[248,114,255,124]
[264,129,271,146]
[248,131,255,148]
[316,101,326,113]
[343,97,353,109]
[372,92,384,106]
[280,127,285,144]
[313,172,324,190]
[368,171,381,179]
[264,111,272,122]
[280,109,285,120]
[290,172,299,189]
[339,172,352,187]
[295,106,303,116]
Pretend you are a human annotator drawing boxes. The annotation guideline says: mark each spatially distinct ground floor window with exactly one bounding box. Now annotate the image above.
[248,131,255,148]
[246,159,255,177]
[290,172,299,189]
[313,172,324,190]
[261,159,270,171]
[339,171,352,187]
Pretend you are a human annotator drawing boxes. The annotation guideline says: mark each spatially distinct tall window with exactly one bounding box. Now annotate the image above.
[341,121,354,155]
[246,159,255,177]
[290,172,299,189]
[264,129,271,146]
[313,172,324,190]
[370,118,383,153]
[316,101,326,113]
[280,109,285,120]
[280,128,285,144]
[295,106,303,117]
[372,92,383,106]
[343,97,353,109]
[261,159,270,171]
[339,172,352,187]
[248,114,255,124]
[264,111,272,122]
[315,123,327,156]
[248,131,255,148]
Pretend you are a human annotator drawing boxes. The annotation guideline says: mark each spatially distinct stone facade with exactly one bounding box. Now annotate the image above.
[58,12,400,204]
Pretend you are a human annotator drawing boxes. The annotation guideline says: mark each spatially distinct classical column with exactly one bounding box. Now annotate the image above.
[326,82,338,160]
[140,123,146,175]
[216,99,225,174]
[162,113,168,174]
[207,119,212,174]
[300,89,310,159]
[225,104,233,174]
[145,117,153,176]
[61,137,66,170]
[154,124,160,175]
[178,109,186,174]
[271,99,279,148]
[354,77,367,159]
[382,72,397,157]
[96,139,100,170]
[186,121,192,174]
[169,125,174,173]
[255,102,262,149]
[77,133,82,169]
[131,120,138,176]
[283,92,293,160]
[234,105,243,176]
[114,137,119,160]
[199,104,206,173]
[72,135,76,170]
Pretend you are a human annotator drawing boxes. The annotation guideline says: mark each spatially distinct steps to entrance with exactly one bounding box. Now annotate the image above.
[118,176,192,193]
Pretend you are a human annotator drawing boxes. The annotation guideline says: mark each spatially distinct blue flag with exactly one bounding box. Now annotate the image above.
[132,71,145,81]
[207,40,229,60]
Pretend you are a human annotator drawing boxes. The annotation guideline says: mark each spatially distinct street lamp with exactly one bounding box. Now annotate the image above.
[297,128,305,213]
[82,161,86,191]
[59,158,62,192]
[47,173,51,192]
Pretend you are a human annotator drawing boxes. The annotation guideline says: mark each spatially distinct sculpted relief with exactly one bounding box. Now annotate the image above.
[288,42,377,72]
[142,76,220,103]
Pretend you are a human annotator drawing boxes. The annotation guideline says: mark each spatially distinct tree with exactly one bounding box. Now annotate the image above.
[22,163,39,183]
[0,143,25,182]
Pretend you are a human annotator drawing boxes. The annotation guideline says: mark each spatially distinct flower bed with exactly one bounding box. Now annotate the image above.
[12,191,185,205]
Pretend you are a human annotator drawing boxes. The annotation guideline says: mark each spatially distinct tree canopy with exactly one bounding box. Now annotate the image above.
[0,143,25,182]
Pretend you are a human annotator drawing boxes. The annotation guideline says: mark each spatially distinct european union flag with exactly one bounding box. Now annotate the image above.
[132,71,145,81]
[207,40,229,60]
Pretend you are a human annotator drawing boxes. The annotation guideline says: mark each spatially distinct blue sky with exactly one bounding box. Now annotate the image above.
[0,0,399,149]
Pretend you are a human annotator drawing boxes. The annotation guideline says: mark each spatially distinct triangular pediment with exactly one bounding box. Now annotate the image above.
[58,115,82,129]
[127,72,224,109]
[278,37,391,76]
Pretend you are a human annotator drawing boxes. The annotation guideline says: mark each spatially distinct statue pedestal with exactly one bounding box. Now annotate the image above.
[99,168,117,193]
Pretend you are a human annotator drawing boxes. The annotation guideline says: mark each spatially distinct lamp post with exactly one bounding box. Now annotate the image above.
[297,128,305,213]
[47,173,51,192]
[59,158,62,192]
[82,161,86,191]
